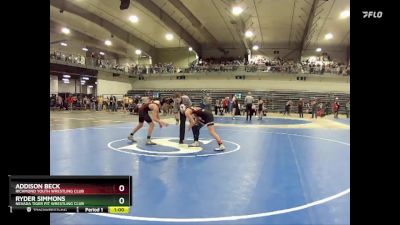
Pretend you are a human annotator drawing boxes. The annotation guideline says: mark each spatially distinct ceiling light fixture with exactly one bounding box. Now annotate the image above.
[165,33,173,41]
[61,27,70,34]
[232,6,243,15]
[340,10,350,19]
[245,30,253,38]
[325,33,333,40]
[129,15,139,23]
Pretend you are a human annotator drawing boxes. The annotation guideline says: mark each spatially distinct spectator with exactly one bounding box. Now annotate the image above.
[284,100,293,116]
[203,93,212,111]
[311,98,318,119]
[325,101,331,115]
[57,95,63,110]
[214,99,220,115]
[223,97,229,114]
[332,97,340,119]
[257,97,264,120]
[298,98,304,118]
[231,95,239,120]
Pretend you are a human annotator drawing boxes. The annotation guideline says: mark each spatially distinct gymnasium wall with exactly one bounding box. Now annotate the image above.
[202,48,246,59]
[118,57,136,67]
[50,75,59,94]
[57,79,87,94]
[154,47,197,67]
[131,74,349,93]
[97,71,134,95]
[52,78,92,94]
[201,44,347,62]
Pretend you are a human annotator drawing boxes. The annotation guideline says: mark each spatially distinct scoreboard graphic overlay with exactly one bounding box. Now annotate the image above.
[8,176,132,213]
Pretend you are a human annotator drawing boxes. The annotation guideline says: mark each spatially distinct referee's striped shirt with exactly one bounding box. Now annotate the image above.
[173,95,192,113]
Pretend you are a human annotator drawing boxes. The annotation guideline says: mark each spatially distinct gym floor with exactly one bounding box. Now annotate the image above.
[50,111,349,225]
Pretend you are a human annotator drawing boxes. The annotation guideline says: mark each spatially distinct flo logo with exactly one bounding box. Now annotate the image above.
[108,137,240,157]
[362,11,383,18]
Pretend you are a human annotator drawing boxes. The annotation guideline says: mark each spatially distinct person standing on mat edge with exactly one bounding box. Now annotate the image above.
[257,97,264,120]
[231,94,239,120]
[311,97,318,119]
[298,98,304,118]
[345,100,350,118]
[180,104,225,151]
[332,97,341,119]
[173,92,192,144]
[127,100,168,145]
[244,92,254,121]
[203,93,212,111]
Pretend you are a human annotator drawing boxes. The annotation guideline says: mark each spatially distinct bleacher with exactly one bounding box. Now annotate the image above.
[127,89,350,114]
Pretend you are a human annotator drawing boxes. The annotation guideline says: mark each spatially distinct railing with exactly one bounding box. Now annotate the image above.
[126,89,350,115]
[50,52,349,77]
[50,58,138,77]
[184,64,348,76]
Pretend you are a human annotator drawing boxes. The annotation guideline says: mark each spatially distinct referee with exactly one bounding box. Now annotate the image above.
[244,92,254,121]
[173,92,192,144]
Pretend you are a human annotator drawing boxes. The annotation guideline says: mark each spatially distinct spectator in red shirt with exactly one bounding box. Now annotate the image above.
[332,97,340,119]
[223,97,229,114]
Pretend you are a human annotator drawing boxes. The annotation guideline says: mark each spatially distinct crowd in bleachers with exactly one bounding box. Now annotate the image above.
[300,60,350,75]
[51,49,349,76]
[188,57,242,73]
[246,56,298,73]
[246,54,350,75]
[50,50,86,65]
[51,91,350,120]
[148,63,178,74]
[50,50,184,75]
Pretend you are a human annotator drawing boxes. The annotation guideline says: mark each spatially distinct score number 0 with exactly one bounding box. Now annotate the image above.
[118,185,125,204]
